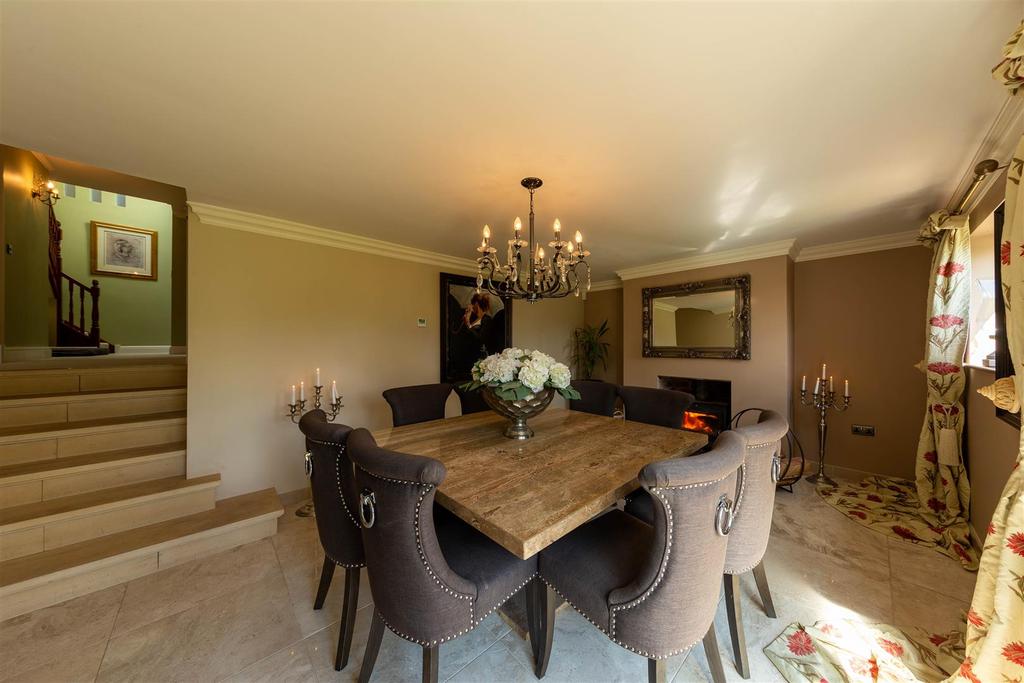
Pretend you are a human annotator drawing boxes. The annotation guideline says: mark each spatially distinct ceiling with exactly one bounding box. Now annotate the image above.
[2,1,1019,280]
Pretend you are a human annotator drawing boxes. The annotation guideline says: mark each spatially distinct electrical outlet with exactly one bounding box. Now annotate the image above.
[851,424,875,437]
[416,318,427,328]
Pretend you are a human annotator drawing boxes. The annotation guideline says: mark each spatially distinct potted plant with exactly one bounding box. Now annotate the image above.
[461,348,580,439]
[571,320,611,380]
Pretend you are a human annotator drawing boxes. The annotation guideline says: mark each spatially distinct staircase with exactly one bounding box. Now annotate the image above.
[0,359,283,620]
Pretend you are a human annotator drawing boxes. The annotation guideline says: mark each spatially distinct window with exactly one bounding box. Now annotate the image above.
[115,194,126,207]
[63,183,76,198]
[90,188,102,203]
[993,203,1019,429]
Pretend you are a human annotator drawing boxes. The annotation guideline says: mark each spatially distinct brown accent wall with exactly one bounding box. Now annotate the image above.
[622,255,792,419]
[582,288,623,383]
[793,246,931,480]
[965,366,1018,539]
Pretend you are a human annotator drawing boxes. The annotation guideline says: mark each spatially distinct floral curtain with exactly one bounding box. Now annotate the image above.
[948,134,1024,683]
[915,211,974,551]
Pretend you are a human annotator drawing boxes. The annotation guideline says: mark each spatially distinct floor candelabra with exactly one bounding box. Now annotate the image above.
[798,364,851,488]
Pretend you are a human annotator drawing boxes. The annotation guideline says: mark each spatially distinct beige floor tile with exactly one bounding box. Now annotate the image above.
[280,554,372,638]
[891,578,970,634]
[0,584,124,682]
[224,642,318,683]
[96,573,301,682]
[447,639,536,683]
[112,538,282,636]
[306,606,511,683]
[887,537,976,603]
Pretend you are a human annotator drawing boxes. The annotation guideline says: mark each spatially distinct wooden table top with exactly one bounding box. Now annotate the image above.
[371,408,707,559]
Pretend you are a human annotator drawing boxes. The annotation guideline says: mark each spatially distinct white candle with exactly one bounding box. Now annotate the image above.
[829,375,834,393]
[813,378,821,395]
[315,368,321,386]
[821,363,827,380]
[844,379,850,398]
[331,380,338,402]
[801,375,807,392]
[300,381,305,401]
[291,384,296,405]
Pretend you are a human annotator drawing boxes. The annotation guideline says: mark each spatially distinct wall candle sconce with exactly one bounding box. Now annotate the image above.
[798,363,851,488]
[32,179,61,206]
[288,368,344,517]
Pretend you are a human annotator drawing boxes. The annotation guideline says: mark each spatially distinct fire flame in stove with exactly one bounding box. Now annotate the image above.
[682,411,717,434]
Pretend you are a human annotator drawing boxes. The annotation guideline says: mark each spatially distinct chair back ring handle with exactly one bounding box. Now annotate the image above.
[715,494,735,536]
[304,451,313,478]
[771,453,782,483]
[359,489,377,528]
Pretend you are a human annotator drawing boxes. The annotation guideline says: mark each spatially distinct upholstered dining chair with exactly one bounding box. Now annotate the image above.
[535,431,746,683]
[718,410,789,678]
[617,385,694,428]
[382,383,452,427]
[454,385,489,415]
[568,380,619,417]
[298,410,364,672]
[347,428,542,683]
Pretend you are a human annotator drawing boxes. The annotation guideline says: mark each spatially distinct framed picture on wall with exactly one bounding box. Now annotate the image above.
[440,273,512,383]
[91,221,157,280]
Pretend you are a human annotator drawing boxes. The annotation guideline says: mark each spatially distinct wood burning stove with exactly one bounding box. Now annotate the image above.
[658,376,731,439]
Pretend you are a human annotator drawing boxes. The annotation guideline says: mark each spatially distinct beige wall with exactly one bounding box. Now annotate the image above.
[793,246,931,480]
[2,146,52,348]
[187,219,583,499]
[582,288,623,383]
[965,366,1019,539]
[622,255,793,420]
[675,308,733,347]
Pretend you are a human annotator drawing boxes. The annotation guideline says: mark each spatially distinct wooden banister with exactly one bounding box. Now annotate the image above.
[58,273,101,346]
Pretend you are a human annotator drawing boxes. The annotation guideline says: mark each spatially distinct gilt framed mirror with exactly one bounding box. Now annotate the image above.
[641,274,751,359]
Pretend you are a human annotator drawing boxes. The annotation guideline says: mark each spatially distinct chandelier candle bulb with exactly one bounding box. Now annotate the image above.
[553,218,561,234]
[821,363,827,380]
[331,380,338,402]
[801,375,807,392]
[315,367,321,386]
[829,375,834,393]
[844,379,849,398]
[813,378,821,395]
[291,384,296,404]
[300,381,305,401]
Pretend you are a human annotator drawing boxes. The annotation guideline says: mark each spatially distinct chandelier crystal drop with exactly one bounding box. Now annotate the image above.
[474,177,591,302]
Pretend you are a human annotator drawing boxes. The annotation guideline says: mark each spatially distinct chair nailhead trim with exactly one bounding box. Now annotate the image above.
[412,483,475,625]
[539,577,697,660]
[306,437,364,562]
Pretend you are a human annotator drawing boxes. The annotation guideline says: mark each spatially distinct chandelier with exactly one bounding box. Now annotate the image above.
[474,177,591,302]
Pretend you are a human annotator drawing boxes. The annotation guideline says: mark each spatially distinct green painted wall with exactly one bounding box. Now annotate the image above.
[2,145,52,348]
[55,186,173,346]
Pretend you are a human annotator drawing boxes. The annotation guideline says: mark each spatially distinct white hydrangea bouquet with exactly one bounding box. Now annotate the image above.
[461,348,580,439]
[462,348,581,401]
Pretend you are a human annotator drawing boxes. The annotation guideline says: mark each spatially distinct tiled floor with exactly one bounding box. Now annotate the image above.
[0,478,976,682]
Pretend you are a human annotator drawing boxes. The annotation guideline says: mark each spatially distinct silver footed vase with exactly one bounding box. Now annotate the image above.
[481,386,555,440]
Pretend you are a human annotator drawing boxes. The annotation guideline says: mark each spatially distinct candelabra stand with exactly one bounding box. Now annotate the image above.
[288,384,343,424]
[287,384,344,517]
[799,385,850,488]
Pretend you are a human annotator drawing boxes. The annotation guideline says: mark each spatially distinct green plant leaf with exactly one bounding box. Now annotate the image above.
[558,387,582,400]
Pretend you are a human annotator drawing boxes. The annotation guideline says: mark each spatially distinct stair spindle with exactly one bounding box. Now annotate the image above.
[79,286,85,330]
[90,280,101,344]
[67,279,74,325]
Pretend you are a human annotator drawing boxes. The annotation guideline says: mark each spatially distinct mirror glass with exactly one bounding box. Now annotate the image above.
[641,274,751,359]
[651,290,736,347]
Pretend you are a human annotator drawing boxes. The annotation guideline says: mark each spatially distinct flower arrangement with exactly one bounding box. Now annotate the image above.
[462,348,581,401]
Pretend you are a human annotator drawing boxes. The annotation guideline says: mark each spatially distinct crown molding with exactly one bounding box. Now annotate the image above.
[615,239,798,281]
[794,230,921,262]
[188,202,478,274]
[945,94,1024,216]
[653,300,678,313]
[589,279,622,292]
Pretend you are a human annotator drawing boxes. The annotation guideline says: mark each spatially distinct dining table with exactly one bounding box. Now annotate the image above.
[371,407,708,633]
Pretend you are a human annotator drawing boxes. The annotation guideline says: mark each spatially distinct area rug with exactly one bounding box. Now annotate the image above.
[765,620,965,683]
[817,477,979,570]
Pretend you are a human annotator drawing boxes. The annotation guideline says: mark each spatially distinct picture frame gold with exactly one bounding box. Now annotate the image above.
[90,221,158,281]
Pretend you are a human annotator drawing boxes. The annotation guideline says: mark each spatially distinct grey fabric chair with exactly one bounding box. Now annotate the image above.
[624,410,790,678]
[347,428,541,683]
[298,410,364,671]
[719,410,789,678]
[618,385,694,429]
[536,432,746,683]
[382,383,452,427]
[568,380,619,417]
[454,385,489,415]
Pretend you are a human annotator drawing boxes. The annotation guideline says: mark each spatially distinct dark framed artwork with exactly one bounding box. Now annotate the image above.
[440,273,512,383]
